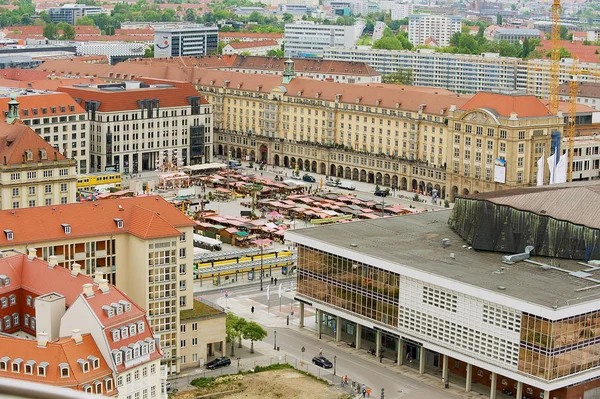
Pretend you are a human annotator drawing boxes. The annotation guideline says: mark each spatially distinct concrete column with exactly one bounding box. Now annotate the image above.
[490,372,497,399]
[299,302,304,328]
[442,354,449,386]
[316,309,322,337]
[375,330,381,358]
[397,338,404,365]
[543,390,550,399]
[335,316,342,342]
[355,324,362,349]
[515,382,523,399]
[419,346,425,374]
[465,363,472,392]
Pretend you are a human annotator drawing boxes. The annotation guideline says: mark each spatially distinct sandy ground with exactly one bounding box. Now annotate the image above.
[174,369,351,399]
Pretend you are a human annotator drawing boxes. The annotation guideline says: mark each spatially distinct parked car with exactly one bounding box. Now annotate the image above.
[290,173,302,180]
[325,179,339,187]
[338,181,356,190]
[312,356,333,369]
[303,174,316,182]
[206,357,231,370]
[374,189,390,197]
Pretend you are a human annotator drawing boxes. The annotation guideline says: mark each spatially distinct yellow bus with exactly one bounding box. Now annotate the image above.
[77,172,123,192]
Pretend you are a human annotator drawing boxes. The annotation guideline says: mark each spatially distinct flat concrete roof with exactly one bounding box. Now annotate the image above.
[287,210,600,309]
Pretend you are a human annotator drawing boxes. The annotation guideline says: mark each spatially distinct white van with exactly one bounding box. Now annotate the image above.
[338,181,356,190]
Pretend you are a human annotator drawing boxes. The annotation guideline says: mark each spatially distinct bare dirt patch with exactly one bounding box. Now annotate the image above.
[173,369,351,399]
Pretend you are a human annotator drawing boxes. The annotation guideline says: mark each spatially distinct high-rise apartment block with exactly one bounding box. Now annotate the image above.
[47,4,103,25]
[153,25,218,58]
[408,14,462,47]
[284,21,365,58]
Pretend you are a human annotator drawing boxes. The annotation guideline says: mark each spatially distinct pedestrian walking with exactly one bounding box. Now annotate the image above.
[362,384,366,398]
[271,276,274,285]
[251,306,254,314]
[319,348,323,356]
[274,277,278,285]
[366,387,371,397]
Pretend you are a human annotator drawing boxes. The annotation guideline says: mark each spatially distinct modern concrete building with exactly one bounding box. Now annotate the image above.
[222,40,280,56]
[288,192,600,399]
[408,14,462,47]
[323,48,520,93]
[491,27,542,43]
[47,4,104,25]
[59,79,212,173]
[153,25,218,58]
[76,42,147,65]
[0,196,198,376]
[284,21,365,58]
[390,3,414,20]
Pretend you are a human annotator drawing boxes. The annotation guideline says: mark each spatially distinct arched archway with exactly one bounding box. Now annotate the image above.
[345,167,351,179]
[311,160,317,172]
[304,159,310,171]
[218,145,224,156]
[411,179,418,190]
[401,177,407,190]
[383,174,390,186]
[236,148,242,159]
[434,184,441,198]
[320,162,326,175]
[297,158,303,170]
[290,157,296,168]
[274,154,280,167]
[242,149,248,159]
[391,175,398,188]
[352,168,359,180]
[473,190,480,194]
[375,172,382,185]
[368,172,374,184]
[338,166,344,177]
[450,186,458,201]
[259,144,268,162]
[360,170,367,182]
[441,187,446,199]
[250,150,256,161]
[330,164,337,177]
[426,183,433,195]
[462,188,470,196]
[419,181,425,194]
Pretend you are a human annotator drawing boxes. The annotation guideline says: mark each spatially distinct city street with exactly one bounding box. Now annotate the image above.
[181,281,465,399]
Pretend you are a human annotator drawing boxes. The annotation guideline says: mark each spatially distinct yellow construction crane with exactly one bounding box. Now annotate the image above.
[548,0,561,115]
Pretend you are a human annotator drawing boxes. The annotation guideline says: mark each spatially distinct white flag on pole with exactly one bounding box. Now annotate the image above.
[266,285,270,301]
[278,283,283,298]
[547,153,557,184]
[536,151,545,186]
[555,153,568,184]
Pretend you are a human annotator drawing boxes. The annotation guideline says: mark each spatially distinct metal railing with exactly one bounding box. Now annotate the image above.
[194,255,296,276]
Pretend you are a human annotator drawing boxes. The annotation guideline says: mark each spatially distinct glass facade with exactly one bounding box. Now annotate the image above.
[520,312,600,380]
[297,245,399,327]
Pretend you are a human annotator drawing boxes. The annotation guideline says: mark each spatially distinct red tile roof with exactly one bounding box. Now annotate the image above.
[0,69,52,81]
[0,195,195,246]
[0,121,67,165]
[460,92,551,117]
[0,92,86,120]
[0,333,115,394]
[219,32,283,40]
[226,40,279,50]
[0,77,106,91]
[536,40,600,63]
[57,80,203,112]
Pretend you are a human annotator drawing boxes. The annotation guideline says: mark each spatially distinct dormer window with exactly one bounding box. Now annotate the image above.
[137,321,145,333]
[59,363,69,378]
[141,343,148,356]
[114,218,123,229]
[129,324,136,336]
[24,360,35,375]
[62,224,71,234]
[111,329,120,342]
[37,362,48,376]
[25,150,33,161]
[12,358,22,373]
[105,377,113,392]
[1,298,7,308]
[4,230,13,241]
[4,315,11,329]
[119,300,131,312]
[123,347,132,362]
[94,381,102,394]
[77,359,89,373]
[112,350,122,366]
[0,357,9,371]
[132,344,140,358]
[39,149,47,160]
[112,303,123,315]
[121,326,128,339]
[102,305,114,318]
[146,338,156,353]
[88,356,99,370]
[84,384,92,394]
[9,294,16,306]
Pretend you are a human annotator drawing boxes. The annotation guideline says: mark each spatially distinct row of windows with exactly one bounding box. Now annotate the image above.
[111,338,156,366]
[10,169,70,181]
[116,363,156,387]
[111,321,145,342]
[12,197,69,209]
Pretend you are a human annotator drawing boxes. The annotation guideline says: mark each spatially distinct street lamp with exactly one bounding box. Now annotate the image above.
[260,242,264,291]
[334,355,337,376]
[274,330,277,350]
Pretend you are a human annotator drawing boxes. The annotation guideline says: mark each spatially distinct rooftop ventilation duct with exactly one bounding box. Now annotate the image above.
[502,245,534,264]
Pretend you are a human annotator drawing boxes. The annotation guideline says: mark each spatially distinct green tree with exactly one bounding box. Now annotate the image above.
[20,15,31,25]
[75,16,94,25]
[388,18,408,30]
[144,44,154,58]
[184,8,195,22]
[382,67,413,85]
[39,11,51,23]
[266,48,284,57]
[61,24,75,40]
[282,12,294,23]
[43,23,57,39]
[496,14,502,25]
[242,321,267,353]
[373,36,404,50]
[225,313,247,356]
[382,27,393,37]
[217,40,226,54]
[559,25,569,40]
[584,39,591,45]
[248,10,262,23]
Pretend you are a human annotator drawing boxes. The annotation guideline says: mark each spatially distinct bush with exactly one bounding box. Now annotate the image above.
[444,199,450,208]
[191,377,216,388]
[413,193,420,202]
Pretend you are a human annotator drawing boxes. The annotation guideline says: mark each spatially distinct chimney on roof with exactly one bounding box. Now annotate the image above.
[71,263,82,277]
[98,278,110,294]
[48,255,58,268]
[27,248,37,261]
[94,271,104,284]
[82,283,94,298]
[71,329,83,345]
[37,332,48,348]
[450,104,456,112]
[510,112,518,120]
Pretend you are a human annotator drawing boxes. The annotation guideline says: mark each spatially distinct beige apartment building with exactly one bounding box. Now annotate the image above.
[0,106,77,210]
[0,91,89,173]
[0,196,198,375]
[179,300,226,370]
[59,79,212,174]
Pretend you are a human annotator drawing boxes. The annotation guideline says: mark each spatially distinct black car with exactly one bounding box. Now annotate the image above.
[303,174,316,183]
[312,356,333,368]
[374,189,390,197]
[206,357,231,370]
